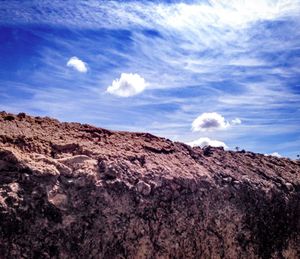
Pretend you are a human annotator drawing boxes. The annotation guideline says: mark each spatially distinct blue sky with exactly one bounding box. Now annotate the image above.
[0,0,300,158]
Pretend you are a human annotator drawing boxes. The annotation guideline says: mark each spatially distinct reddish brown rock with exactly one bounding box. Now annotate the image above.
[0,111,300,258]
[136,180,151,196]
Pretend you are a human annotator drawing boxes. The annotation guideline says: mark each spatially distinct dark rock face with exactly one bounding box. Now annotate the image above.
[0,111,300,258]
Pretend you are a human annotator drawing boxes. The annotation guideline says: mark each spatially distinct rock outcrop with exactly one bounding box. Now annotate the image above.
[0,111,300,258]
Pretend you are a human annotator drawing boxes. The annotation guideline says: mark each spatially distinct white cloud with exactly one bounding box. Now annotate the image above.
[187,137,228,149]
[191,113,242,132]
[4,0,299,30]
[231,118,242,125]
[107,73,146,97]
[265,152,282,158]
[67,57,88,73]
[192,112,230,132]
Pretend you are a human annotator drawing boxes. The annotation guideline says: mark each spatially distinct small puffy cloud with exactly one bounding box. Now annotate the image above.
[192,112,230,132]
[265,152,282,158]
[192,112,242,132]
[107,73,146,97]
[231,118,242,125]
[187,137,228,149]
[67,57,88,73]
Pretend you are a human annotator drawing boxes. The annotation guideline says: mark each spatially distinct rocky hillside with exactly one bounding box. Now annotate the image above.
[0,111,300,259]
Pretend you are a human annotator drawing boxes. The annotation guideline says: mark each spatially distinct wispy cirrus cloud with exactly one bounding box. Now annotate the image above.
[231,118,242,125]
[2,0,300,29]
[2,1,299,90]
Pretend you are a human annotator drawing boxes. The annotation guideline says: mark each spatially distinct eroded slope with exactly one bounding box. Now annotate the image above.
[0,112,300,258]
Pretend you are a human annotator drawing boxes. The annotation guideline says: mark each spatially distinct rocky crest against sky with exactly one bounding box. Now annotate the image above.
[0,112,300,258]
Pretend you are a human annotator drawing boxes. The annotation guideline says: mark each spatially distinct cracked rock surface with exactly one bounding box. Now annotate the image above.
[0,112,300,258]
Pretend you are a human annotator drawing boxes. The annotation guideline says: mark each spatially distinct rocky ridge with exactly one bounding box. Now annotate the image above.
[0,112,300,258]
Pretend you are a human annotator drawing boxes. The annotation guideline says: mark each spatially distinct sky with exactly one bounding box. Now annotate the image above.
[0,0,300,158]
